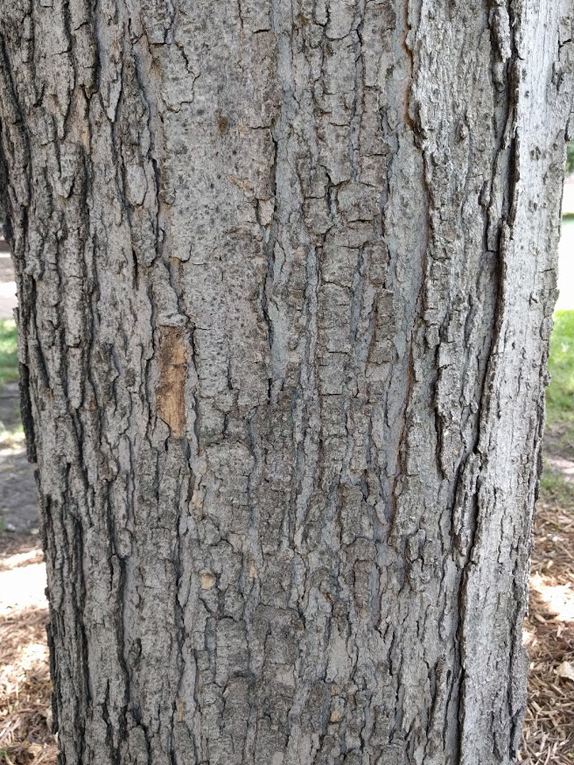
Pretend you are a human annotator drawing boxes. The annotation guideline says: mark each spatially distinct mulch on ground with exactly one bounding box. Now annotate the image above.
[0,535,55,765]
[521,500,574,764]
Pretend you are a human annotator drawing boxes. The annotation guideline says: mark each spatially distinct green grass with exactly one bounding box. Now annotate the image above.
[0,317,18,388]
[546,310,574,427]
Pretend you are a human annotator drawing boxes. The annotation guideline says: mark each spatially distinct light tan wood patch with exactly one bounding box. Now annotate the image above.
[156,327,188,438]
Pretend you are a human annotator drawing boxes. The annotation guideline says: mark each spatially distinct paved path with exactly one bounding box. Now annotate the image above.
[0,246,17,321]
[557,219,574,311]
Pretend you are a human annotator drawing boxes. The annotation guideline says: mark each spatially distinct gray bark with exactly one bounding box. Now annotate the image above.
[0,1,573,763]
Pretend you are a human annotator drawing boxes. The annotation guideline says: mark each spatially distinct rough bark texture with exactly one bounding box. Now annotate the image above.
[0,1,573,763]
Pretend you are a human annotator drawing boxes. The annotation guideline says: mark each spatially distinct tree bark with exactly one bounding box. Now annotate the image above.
[0,1,573,763]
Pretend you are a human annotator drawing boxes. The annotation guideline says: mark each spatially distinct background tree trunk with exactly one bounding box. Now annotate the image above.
[0,1,573,763]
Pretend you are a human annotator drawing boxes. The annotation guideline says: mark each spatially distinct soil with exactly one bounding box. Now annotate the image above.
[544,423,574,484]
[0,381,38,535]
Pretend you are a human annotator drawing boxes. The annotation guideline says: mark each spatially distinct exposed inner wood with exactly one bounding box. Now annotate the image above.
[157,326,189,438]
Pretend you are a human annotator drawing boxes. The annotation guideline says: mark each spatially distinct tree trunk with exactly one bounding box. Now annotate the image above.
[0,1,572,763]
